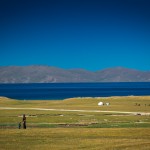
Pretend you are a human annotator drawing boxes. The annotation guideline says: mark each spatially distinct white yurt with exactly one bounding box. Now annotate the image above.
[98,102,104,106]
[106,102,110,106]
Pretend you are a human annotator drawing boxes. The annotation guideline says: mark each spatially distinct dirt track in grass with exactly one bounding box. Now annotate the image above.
[0,107,150,116]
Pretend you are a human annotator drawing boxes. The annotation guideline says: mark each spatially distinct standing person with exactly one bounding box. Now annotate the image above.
[22,114,26,129]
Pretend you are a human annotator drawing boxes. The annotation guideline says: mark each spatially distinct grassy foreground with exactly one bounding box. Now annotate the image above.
[0,128,150,150]
[0,96,150,149]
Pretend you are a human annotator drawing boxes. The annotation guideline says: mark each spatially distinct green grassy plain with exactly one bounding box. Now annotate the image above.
[0,96,150,149]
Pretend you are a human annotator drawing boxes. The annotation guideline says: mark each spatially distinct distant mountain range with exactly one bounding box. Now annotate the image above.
[0,66,150,83]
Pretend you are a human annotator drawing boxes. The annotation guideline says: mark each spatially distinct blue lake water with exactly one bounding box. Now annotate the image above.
[0,82,150,100]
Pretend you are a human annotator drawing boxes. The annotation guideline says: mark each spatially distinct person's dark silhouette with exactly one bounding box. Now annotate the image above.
[22,114,26,129]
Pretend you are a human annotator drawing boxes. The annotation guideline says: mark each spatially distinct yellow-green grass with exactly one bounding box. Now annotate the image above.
[0,128,150,150]
[0,96,150,128]
[0,109,150,128]
[0,96,150,149]
[0,96,150,112]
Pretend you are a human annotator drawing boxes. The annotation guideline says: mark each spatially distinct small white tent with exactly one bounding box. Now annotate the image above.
[98,102,104,106]
[106,102,110,106]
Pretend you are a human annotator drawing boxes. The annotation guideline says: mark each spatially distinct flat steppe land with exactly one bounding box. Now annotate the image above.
[0,96,150,150]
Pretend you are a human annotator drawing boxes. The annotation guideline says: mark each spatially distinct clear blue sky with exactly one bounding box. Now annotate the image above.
[0,0,150,71]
